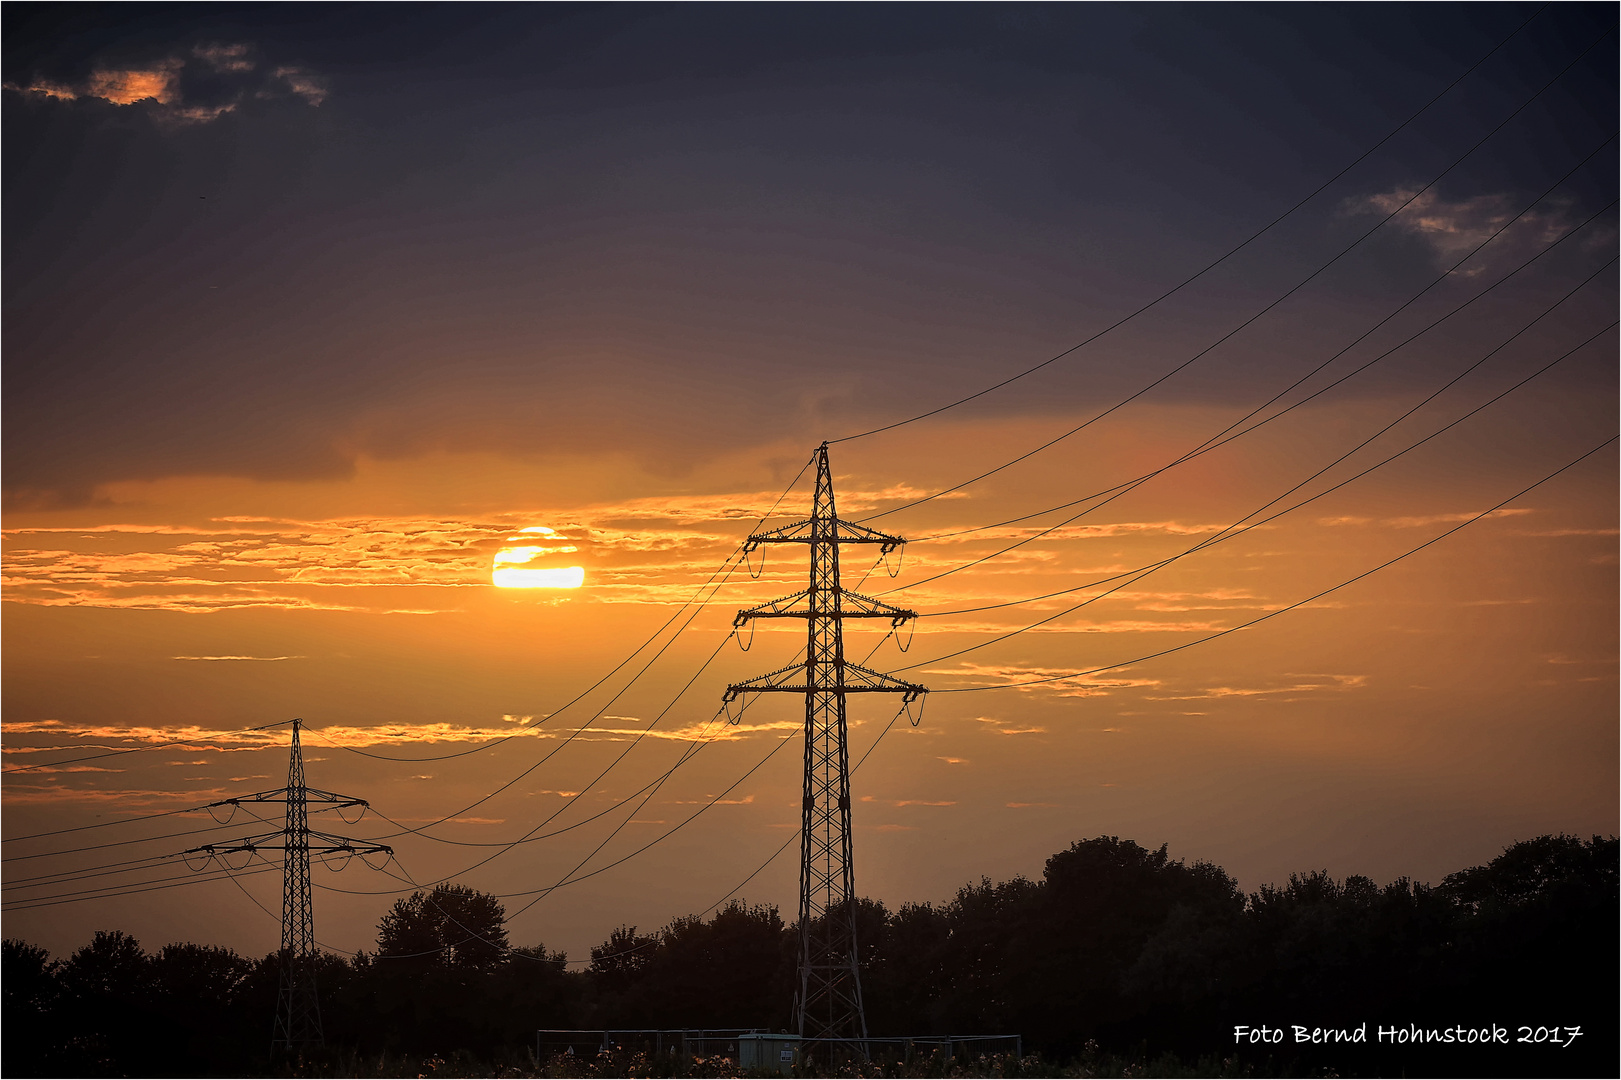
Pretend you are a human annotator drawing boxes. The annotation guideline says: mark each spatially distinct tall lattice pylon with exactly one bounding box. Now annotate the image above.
[276,718,321,1051]
[181,718,390,1055]
[724,443,926,1045]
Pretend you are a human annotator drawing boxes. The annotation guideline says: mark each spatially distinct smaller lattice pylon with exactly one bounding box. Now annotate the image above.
[180,718,390,1054]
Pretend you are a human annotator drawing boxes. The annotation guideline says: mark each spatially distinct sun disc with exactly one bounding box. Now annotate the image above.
[493,565,585,589]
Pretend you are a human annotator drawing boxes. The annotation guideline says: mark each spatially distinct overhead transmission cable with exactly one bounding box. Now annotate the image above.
[828,5,1555,446]
[2,820,267,865]
[311,625,896,924]
[919,280,1617,623]
[906,150,1615,547]
[319,454,816,764]
[354,656,794,851]
[493,634,911,918]
[897,309,1616,667]
[889,311,1615,677]
[899,312,1616,678]
[313,463,817,844]
[853,28,1612,520]
[359,636,743,879]
[914,434,1617,694]
[312,464,882,858]
[16,418,1608,909]
[1,810,287,894]
[364,685,912,969]
[348,609,753,853]
[2,861,282,913]
[7,469,824,908]
[314,558,893,859]
[875,186,1617,598]
[307,629,805,892]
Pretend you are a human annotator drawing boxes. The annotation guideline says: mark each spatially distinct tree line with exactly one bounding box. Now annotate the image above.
[3,833,1614,1077]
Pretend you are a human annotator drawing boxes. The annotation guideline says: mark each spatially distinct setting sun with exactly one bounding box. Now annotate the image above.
[492,527,584,588]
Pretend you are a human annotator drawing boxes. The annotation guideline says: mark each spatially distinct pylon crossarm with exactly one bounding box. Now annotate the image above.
[183,829,284,856]
[744,519,814,547]
[304,788,369,807]
[185,839,391,856]
[725,677,923,699]
[734,590,811,625]
[217,787,367,809]
[832,519,906,549]
[209,787,291,807]
[745,518,906,550]
[838,589,917,625]
[305,828,392,853]
[734,589,915,627]
[839,662,928,698]
[308,842,391,855]
[722,662,805,700]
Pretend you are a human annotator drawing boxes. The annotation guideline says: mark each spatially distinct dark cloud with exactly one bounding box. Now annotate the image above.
[3,4,1614,506]
[4,36,323,123]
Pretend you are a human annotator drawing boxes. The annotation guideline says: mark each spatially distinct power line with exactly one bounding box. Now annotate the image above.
[897,315,1615,670]
[921,434,1618,694]
[906,164,1615,548]
[851,30,1612,516]
[4,854,186,891]
[359,628,741,855]
[875,191,1617,598]
[688,691,918,930]
[827,5,1556,446]
[355,675,788,851]
[311,635,893,920]
[287,454,816,861]
[911,258,1616,625]
[332,570,751,848]
[303,641,769,896]
[318,453,815,764]
[368,690,910,969]
[1,862,282,912]
[18,334,1603,913]
[316,632,894,915]
[2,795,320,866]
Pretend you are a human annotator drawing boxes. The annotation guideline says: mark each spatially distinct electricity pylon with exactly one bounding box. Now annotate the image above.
[724,443,926,1045]
[182,718,390,1054]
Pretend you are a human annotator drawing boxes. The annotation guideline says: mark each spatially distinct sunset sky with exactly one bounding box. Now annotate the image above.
[4,4,1616,967]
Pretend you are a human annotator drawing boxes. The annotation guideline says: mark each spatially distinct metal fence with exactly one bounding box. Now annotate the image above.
[535,1028,766,1061]
[536,1028,1023,1072]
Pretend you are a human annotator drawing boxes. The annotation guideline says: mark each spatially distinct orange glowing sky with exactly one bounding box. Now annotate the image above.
[3,5,1615,964]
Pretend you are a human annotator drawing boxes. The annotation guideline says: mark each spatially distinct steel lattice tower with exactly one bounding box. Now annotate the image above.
[725,444,926,1045]
[277,718,320,1050]
[182,718,389,1055]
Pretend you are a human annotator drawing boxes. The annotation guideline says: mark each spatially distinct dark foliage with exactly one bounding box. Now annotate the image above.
[375,883,510,971]
[5,837,1616,1078]
[585,900,791,1029]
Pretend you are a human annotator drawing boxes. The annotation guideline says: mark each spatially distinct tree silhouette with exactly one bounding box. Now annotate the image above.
[587,901,790,1028]
[588,925,659,992]
[3,939,61,1075]
[3,834,1615,1076]
[375,883,509,971]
